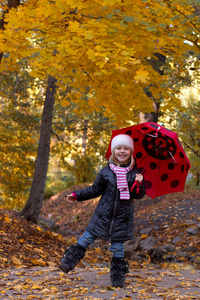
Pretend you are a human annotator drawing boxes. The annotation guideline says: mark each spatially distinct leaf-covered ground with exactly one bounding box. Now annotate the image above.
[41,185,200,267]
[0,185,200,299]
[0,184,110,270]
[0,185,200,270]
[1,266,200,299]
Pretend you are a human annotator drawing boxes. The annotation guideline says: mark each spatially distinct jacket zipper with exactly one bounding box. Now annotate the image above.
[108,189,118,236]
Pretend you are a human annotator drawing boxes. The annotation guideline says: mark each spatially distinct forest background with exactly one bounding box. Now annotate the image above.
[0,0,200,223]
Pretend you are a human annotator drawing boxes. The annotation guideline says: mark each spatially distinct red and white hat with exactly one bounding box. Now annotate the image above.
[111,134,134,153]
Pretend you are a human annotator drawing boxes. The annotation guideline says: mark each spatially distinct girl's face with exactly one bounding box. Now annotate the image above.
[114,145,132,165]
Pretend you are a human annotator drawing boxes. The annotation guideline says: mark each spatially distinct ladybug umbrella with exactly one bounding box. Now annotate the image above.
[105,122,191,199]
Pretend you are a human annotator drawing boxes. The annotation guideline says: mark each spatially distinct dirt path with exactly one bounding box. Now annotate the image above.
[0,266,200,299]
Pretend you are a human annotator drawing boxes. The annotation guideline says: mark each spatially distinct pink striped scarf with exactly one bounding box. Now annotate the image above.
[109,163,133,200]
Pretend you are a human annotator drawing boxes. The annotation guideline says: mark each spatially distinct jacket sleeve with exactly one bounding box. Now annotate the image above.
[74,169,107,201]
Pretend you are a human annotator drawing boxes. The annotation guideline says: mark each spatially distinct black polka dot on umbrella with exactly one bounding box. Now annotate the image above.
[145,180,152,189]
[171,180,180,188]
[125,130,132,136]
[133,138,139,143]
[136,152,143,159]
[179,151,185,159]
[150,162,157,169]
[181,164,184,173]
[161,174,168,181]
[168,162,175,170]
[141,126,149,131]
[138,167,145,174]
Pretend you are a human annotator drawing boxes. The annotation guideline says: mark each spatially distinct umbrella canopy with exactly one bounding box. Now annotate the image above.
[105,122,191,199]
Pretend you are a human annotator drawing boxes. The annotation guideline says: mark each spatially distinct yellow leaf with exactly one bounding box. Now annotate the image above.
[4,215,11,223]
[56,234,64,242]
[41,288,50,293]
[85,31,93,40]
[47,261,56,267]
[36,226,42,231]
[86,49,96,61]
[134,69,150,83]
[68,21,80,32]
[12,256,22,266]
[95,46,105,51]
[80,287,88,293]
[107,286,115,290]
[14,284,23,291]
[95,247,101,253]
[0,257,8,263]
[140,234,148,240]
[32,284,41,290]
[0,43,7,52]
[60,98,70,107]
[34,248,44,254]
[67,0,84,9]
[103,0,118,4]
[30,258,46,266]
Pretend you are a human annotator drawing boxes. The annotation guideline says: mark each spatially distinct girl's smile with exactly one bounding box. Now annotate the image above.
[114,145,132,165]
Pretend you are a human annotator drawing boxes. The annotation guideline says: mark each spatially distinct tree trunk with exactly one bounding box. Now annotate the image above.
[20,75,56,223]
[81,119,88,155]
[139,52,166,124]
[139,101,159,123]
[139,111,158,123]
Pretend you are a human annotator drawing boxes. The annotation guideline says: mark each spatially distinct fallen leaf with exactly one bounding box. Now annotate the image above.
[11,256,22,266]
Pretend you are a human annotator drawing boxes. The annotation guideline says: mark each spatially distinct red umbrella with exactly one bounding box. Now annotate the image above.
[105,122,191,199]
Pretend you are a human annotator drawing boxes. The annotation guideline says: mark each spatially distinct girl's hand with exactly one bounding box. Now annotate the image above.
[66,193,76,203]
[135,173,143,183]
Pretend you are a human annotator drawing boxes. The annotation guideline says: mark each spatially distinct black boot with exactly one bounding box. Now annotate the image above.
[59,243,86,274]
[110,257,129,288]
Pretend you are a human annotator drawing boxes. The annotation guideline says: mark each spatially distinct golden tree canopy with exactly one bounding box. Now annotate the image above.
[0,0,199,124]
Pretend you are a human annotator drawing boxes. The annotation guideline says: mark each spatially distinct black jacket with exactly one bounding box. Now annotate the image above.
[74,164,146,242]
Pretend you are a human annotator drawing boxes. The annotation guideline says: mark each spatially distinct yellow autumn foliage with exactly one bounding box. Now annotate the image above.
[0,0,198,123]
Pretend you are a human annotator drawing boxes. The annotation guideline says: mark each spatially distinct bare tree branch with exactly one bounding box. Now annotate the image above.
[183,142,200,157]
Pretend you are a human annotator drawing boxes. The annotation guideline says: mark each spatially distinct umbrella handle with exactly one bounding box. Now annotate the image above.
[130,181,138,192]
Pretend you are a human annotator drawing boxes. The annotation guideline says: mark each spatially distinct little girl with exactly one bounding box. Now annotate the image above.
[59,134,146,288]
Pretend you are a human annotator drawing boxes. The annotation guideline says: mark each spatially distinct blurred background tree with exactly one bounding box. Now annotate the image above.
[45,98,115,199]
[0,62,43,208]
[165,53,200,187]
[0,0,199,220]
